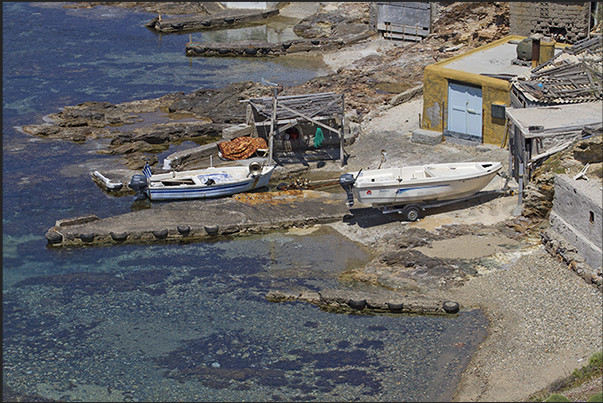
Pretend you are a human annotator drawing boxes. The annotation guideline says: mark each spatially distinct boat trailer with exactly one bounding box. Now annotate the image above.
[379,189,509,222]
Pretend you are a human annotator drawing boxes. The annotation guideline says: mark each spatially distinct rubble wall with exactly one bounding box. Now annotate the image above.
[509,2,591,43]
[549,174,603,270]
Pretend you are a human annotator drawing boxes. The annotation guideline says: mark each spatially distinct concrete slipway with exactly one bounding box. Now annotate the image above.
[44,188,464,316]
[45,189,351,247]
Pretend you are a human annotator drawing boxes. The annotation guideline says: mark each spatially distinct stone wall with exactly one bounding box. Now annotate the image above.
[509,2,592,43]
[549,174,602,270]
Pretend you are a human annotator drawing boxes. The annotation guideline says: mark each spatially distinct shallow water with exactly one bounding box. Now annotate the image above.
[3,3,488,401]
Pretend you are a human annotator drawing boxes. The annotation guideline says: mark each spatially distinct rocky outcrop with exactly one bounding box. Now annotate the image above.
[21,83,275,169]
[265,288,458,315]
[338,224,527,295]
[522,135,602,218]
[21,2,518,169]
[541,230,603,290]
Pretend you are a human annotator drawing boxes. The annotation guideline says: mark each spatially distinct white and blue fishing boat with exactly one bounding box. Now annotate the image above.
[129,160,276,201]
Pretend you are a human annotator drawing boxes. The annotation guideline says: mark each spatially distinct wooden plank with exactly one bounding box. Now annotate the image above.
[254,116,333,126]
[278,104,341,135]
[245,92,337,103]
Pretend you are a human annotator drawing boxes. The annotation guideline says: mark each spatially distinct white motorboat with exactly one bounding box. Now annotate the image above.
[339,161,503,220]
[128,160,275,201]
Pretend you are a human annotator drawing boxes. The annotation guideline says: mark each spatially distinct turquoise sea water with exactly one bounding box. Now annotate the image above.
[3,3,488,401]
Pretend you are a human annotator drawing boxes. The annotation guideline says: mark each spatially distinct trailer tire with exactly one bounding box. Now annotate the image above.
[403,205,422,222]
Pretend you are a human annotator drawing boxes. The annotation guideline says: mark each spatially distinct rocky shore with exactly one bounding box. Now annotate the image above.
[23,2,602,402]
[324,101,602,402]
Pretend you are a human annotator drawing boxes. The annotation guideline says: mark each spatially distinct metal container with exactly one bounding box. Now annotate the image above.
[539,37,556,64]
[516,37,532,60]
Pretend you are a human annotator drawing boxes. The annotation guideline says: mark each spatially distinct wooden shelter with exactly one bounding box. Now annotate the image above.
[242,91,347,166]
[505,101,602,203]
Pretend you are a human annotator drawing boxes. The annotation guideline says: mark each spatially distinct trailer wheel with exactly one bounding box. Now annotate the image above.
[403,205,422,222]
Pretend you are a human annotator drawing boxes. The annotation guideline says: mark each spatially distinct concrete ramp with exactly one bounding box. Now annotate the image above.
[45,190,350,247]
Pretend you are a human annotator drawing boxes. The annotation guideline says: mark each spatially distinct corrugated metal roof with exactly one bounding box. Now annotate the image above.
[512,35,602,105]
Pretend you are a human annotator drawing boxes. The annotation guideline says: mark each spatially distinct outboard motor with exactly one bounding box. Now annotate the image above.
[248,161,262,177]
[339,173,356,207]
[128,174,149,199]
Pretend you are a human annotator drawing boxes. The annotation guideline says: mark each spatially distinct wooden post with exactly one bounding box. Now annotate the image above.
[268,87,277,165]
[531,34,542,69]
[340,94,345,167]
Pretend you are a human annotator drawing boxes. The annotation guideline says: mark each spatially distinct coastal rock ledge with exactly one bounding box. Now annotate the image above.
[265,289,459,315]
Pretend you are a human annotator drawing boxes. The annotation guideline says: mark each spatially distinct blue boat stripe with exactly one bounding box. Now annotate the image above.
[152,181,253,195]
[395,184,448,194]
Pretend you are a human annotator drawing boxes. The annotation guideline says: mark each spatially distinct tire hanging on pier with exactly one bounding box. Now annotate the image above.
[348,299,366,310]
[443,301,460,314]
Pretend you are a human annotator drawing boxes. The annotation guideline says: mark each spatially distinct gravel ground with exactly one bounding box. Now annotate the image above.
[448,247,602,402]
[317,87,602,402]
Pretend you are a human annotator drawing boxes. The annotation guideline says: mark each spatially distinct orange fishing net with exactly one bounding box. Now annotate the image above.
[217,136,268,160]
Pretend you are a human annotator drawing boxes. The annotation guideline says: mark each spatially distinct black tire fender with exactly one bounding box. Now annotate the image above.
[205,225,219,235]
[177,225,190,236]
[110,231,128,242]
[387,302,404,312]
[348,299,366,310]
[443,301,460,314]
[79,233,95,243]
[46,231,63,245]
[152,229,168,239]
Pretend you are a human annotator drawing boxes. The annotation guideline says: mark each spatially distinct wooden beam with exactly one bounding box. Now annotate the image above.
[278,103,341,135]
[340,93,346,167]
[268,89,277,165]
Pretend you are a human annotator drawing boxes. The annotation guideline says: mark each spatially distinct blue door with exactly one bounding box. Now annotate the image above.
[446,82,482,143]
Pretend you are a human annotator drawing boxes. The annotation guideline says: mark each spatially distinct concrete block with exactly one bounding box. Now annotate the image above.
[389,84,423,106]
[222,123,252,140]
[411,129,443,145]
[550,174,603,269]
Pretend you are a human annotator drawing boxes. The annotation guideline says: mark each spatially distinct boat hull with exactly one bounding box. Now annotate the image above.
[148,173,272,200]
[344,162,502,207]
[135,163,275,201]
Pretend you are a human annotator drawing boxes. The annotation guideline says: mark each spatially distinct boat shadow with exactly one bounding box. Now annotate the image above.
[346,190,507,228]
